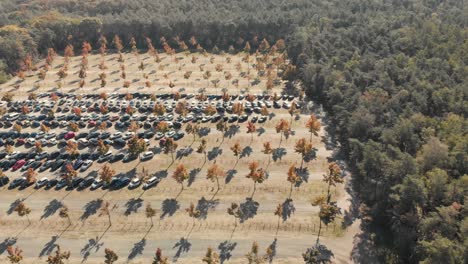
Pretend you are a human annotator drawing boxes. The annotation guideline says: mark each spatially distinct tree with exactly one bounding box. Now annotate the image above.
[25,168,37,185]
[207,164,225,193]
[6,246,23,263]
[286,164,301,198]
[275,119,290,147]
[59,205,72,226]
[46,245,70,264]
[163,138,178,162]
[306,114,321,141]
[246,121,256,143]
[288,103,298,125]
[104,248,118,264]
[63,163,77,186]
[246,161,266,198]
[97,139,110,155]
[173,164,189,192]
[127,135,147,156]
[302,243,334,264]
[197,139,208,164]
[202,247,220,264]
[186,202,201,225]
[245,241,267,264]
[231,142,242,164]
[2,92,14,102]
[262,142,273,169]
[153,103,166,116]
[66,140,79,158]
[13,123,21,133]
[99,164,115,185]
[185,123,200,145]
[152,248,169,264]
[100,201,113,226]
[227,203,241,227]
[216,120,228,143]
[146,203,156,226]
[15,202,31,225]
[156,121,170,133]
[259,38,271,53]
[175,101,188,116]
[35,141,43,153]
[205,105,217,116]
[232,102,244,116]
[294,138,313,169]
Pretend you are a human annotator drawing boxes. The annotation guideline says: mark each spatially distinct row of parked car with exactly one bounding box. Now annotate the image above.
[1,172,162,191]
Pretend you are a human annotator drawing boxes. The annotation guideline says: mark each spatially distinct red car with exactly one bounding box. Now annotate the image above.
[16,138,25,146]
[88,120,96,127]
[64,132,75,139]
[12,159,26,171]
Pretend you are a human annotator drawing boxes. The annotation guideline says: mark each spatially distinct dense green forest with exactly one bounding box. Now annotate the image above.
[0,0,467,263]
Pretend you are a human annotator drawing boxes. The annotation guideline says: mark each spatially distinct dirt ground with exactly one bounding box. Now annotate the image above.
[0,52,358,263]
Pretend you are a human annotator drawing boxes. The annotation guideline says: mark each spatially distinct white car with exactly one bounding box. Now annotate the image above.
[80,160,93,172]
[144,139,150,146]
[122,132,135,140]
[128,177,141,189]
[140,151,154,161]
[78,138,89,146]
[143,176,160,190]
[110,132,122,140]
[91,179,103,190]
[44,132,56,139]
[26,138,36,145]
[48,138,57,146]
[35,177,49,189]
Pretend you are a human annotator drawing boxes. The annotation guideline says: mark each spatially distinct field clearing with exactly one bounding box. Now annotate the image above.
[0,52,357,263]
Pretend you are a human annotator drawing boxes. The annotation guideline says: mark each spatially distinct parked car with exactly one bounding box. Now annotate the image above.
[35,177,49,189]
[140,151,154,161]
[79,176,95,189]
[80,160,93,172]
[0,176,10,187]
[143,176,160,190]
[90,179,103,190]
[128,177,141,189]
[12,159,26,171]
[64,132,75,139]
[97,151,112,163]
[9,177,25,189]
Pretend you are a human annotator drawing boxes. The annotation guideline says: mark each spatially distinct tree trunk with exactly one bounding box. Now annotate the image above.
[108,214,112,226]
[26,214,31,225]
[289,183,293,199]
[251,182,257,198]
[68,216,72,226]
[279,133,283,148]
[316,220,322,244]
[150,216,154,227]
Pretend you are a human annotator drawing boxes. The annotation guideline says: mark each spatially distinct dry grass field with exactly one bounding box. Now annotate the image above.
[0,51,357,263]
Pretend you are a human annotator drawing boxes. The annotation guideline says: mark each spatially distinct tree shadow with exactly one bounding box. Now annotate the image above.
[303,148,318,162]
[41,199,63,219]
[266,238,278,263]
[187,168,201,187]
[124,198,143,216]
[240,146,253,158]
[218,240,237,264]
[160,199,180,219]
[281,199,296,222]
[272,148,287,162]
[39,235,58,257]
[198,127,211,137]
[196,197,219,219]
[239,198,259,223]
[127,238,146,261]
[80,199,103,221]
[176,147,193,160]
[172,237,192,262]
[0,237,17,255]
[257,127,265,136]
[7,199,24,215]
[155,169,168,179]
[80,236,104,263]
[268,113,276,120]
[149,146,163,154]
[295,168,309,186]
[225,169,237,184]
[207,146,222,161]
[224,125,240,138]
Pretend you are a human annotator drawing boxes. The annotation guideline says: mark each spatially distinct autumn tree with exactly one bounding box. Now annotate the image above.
[245,241,268,264]
[186,202,201,226]
[59,205,72,226]
[287,164,301,198]
[232,102,244,116]
[15,202,31,225]
[46,245,70,264]
[173,164,189,193]
[152,248,169,264]
[99,164,115,185]
[295,138,313,169]
[207,164,225,194]
[185,123,200,145]
[25,168,37,185]
[163,138,178,162]
[153,103,166,116]
[63,163,78,186]
[97,139,110,155]
[262,142,273,169]
[66,140,79,158]
[275,119,290,147]
[306,114,321,141]
[193,138,206,162]
[6,246,23,263]
[128,136,147,156]
[202,247,220,264]
[246,121,256,143]
[246,161,266,198]
[216,120,228,143]
[146,203,156,227]
[104,248,118,264]
[231,142,242,165]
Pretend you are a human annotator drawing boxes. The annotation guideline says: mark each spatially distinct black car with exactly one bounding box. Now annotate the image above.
[78,176,95,190]
[111,177,131,189]
[45,179,58,189]
[69,177,84,189]
[173,131,185,141]
[50,159,65,172]
[109,153,125,163]
[0,176,9,187]
[8,177,25,189]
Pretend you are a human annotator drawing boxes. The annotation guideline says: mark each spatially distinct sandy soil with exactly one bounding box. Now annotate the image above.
[0,52,358,263]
